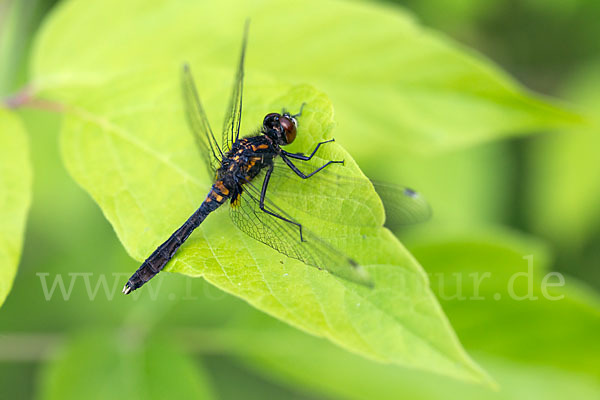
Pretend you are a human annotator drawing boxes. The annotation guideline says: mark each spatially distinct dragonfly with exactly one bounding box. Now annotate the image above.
[122,23,430,294]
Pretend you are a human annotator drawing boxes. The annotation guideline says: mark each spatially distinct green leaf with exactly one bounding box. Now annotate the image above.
[38,331,216,400]
[0,108,32,308]
[30,0,582,156]
[53,74,487,383]
[220,230,600,399]
[407,229,600,380]
[231,322,600,400]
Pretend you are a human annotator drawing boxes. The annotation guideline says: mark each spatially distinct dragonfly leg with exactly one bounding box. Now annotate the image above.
[281,153,343,179]
[281,139,335,161]
[259,165,305,241]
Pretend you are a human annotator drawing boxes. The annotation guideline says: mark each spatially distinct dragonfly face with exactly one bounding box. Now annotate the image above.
[263,112,297,145]
[122,21,431,295]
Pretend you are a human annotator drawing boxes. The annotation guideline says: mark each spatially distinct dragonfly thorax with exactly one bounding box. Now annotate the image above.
[218,136,276,193]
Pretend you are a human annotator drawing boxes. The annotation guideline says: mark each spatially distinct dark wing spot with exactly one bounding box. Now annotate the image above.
[404,187,418,198]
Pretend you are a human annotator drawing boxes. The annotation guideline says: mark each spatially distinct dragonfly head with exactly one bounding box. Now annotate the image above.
[263,112,297,146]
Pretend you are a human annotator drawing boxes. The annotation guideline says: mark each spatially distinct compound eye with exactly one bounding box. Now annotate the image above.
[280,116,296,144]
[263,112,280,128]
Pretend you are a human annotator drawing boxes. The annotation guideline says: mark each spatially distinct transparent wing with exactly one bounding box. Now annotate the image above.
[269,158,432,226]
[370,181,432,229]
[181,64,223,174]
[229,175,373,287]
[221,21,249,154]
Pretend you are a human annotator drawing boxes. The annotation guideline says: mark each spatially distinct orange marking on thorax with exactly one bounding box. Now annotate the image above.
[244,156,261,172]
[246,161,255,170]
[251,144,268,151]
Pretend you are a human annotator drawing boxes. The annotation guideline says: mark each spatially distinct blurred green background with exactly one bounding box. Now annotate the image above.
[1,0,599,399]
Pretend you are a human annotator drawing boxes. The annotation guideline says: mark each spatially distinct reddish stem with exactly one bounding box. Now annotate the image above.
[2,85,64,113]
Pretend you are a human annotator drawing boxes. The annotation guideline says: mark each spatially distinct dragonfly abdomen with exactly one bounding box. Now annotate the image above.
[122,182,229,294]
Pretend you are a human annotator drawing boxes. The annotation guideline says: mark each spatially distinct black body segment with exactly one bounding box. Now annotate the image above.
[122,184,228,294]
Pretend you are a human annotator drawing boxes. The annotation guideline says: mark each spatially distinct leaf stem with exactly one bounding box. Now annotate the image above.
[2,85,64,112]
